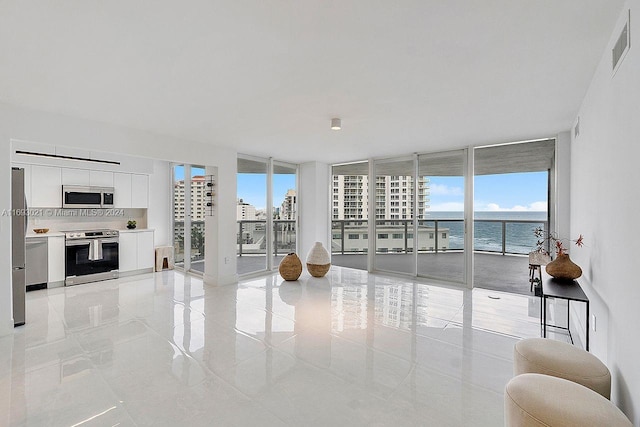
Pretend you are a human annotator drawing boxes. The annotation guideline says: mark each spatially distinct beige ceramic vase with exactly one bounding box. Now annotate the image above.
[306,242,331,277]
[279,253,303,281]
[545,253,582,279]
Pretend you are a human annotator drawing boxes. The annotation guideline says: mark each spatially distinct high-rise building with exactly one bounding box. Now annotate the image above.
[173,175,207,221]
[280,189,296,220]
[237,198,257,221]
[332,175,429,220]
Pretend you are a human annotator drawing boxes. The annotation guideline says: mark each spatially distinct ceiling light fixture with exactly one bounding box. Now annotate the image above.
[331,118,342,130]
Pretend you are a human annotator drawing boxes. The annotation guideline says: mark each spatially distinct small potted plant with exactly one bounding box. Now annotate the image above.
[127,220,137,229]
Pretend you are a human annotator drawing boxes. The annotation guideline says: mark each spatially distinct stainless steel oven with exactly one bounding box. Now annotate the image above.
[65,230,119,286]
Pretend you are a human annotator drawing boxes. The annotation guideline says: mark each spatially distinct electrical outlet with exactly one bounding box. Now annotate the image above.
[591,314,597,331]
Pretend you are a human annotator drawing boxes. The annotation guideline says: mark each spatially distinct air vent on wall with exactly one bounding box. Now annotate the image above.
[612,10,631,75]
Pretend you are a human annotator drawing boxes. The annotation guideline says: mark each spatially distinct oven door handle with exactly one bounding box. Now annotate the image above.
[65,237,119,246]
[66,239,92,247]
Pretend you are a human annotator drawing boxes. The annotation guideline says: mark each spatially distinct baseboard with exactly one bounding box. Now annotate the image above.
[119,267,154,278]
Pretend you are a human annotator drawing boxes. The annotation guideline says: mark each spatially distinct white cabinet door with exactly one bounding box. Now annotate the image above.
[131,174,149,208]
[118,232,137,272]
[113,173,132,208]
[90,170,114,187]
[61,168,90,186]
[137,231,155,270]
[47,236,65,282]
[31,166,62,207]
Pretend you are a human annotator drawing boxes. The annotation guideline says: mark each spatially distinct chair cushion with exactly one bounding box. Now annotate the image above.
[505,373,631,427]
[514,338,611,398]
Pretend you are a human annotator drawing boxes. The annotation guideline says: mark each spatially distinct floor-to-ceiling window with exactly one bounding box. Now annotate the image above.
[173,164,186,268]
[328,140,554,295]
[473,139,554,294]
[418,150,466,284]
[189,166,206,273]
[272,162,297,267]
[237,156,268,275]
[237,156,297,276]
[373,157,417,275]
[331,161,369,269]
[172,164,208,275]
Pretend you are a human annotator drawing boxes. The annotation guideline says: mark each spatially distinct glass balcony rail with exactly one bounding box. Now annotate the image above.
[173,220,205,264]
[236,220,296,256]
[330,219,548,255]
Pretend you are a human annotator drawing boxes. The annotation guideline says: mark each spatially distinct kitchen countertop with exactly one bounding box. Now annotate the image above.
[26,231,65,239]
[118,228,154,233]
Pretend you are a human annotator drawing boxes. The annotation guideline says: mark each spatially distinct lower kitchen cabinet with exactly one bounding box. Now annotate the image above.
[48,236,65,286]
[119,230,155,273]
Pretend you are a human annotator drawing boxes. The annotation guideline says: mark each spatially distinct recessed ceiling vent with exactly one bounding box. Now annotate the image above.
[612,10,631,75]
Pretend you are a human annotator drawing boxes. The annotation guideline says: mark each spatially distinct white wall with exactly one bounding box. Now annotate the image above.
[299,162,330,262]
[571,2,640,422]
[0,103,238,336]
[147,159,172,247]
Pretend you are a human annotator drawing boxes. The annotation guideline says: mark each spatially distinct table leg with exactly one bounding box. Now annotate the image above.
[543,295,547,338]
[586,302,590,351]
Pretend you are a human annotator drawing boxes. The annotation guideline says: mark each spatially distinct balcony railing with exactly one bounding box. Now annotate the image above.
[173,220,205,264]
[237,220,296,257]
[331,219,548,255]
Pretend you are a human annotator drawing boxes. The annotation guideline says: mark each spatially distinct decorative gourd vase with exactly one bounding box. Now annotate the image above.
[545,253,582,279]
[306,242,331,277]
[279,253,303,281]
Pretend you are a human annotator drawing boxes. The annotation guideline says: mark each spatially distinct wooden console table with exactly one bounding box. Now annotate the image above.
[542,277,590,351]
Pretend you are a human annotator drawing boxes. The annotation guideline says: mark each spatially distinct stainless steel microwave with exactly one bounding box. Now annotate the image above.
[62,185,115,208]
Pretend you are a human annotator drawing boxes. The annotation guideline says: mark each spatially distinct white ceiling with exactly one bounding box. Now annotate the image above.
[0,1,625,164]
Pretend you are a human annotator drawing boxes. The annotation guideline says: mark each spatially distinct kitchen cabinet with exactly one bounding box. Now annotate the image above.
[119,230,154,273]
[137,231,155,270]
[113,173,132,208]
[47,236,65,285]
[90,170,114,187]
[31,165,62,207]
[131,174,149,208]
[62,168,90,186]
[26,237,48,287]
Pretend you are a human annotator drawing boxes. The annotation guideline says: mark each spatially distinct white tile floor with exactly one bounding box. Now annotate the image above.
[0,267,570,426]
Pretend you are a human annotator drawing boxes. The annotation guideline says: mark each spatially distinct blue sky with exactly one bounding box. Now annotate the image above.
[429,171,548,211]
[237,173,295,210]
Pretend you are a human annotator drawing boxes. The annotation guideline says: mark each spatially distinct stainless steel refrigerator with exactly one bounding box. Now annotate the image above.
[12,167,26,326]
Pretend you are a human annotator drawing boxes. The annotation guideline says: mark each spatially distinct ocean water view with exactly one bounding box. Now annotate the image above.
[425,211,547,254]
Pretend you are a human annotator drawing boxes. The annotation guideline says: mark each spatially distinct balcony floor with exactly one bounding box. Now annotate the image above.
[234,252,534,296]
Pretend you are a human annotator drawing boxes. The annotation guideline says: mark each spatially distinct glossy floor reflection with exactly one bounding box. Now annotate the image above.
[1,267,564,426]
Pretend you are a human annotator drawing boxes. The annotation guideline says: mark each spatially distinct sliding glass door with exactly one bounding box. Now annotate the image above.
[236,156,298,276]
[172,163,207,275]
[373,157,416,275]
[272,162,297,267]
[236,156,268,275]
[417,150,466,284]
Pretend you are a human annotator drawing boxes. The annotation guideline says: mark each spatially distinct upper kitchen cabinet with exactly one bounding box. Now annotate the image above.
[113,173,132,208]
[61,168,90,185]
[31,165,62,207]
[131,174,149,208]
[113,173,148,208]
[90,170,114,187]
